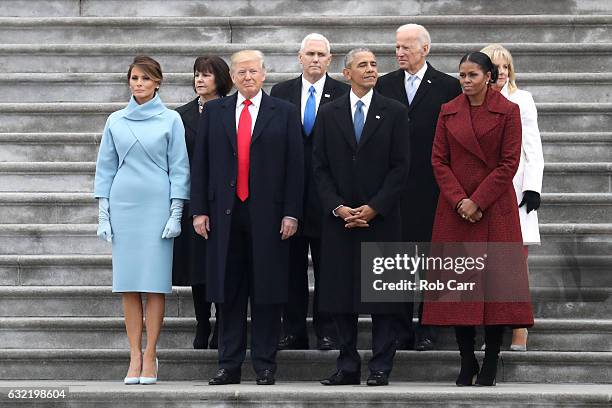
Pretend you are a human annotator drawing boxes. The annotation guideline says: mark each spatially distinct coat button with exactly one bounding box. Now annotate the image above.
[352,155,356,161]
[233,152,237,157]
[230,180,236,187]
[225,209,231,215]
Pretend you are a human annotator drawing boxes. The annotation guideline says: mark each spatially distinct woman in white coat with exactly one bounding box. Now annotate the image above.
[481,44,544,351]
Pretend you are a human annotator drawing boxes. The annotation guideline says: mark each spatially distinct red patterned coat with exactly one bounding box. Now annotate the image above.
[422,89,534,327]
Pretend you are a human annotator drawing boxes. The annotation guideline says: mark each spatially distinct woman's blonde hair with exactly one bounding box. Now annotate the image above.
[480,44,518,94]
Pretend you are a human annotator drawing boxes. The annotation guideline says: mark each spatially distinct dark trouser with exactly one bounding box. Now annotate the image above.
[333,314,397,374]
[217,199,282,374]
[283,236,335,340]
[396,297,439,344]
[192,284,218,342]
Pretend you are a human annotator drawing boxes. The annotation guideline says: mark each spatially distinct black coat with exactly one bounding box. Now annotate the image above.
[375,63,462,242]
[270,74,350,237]
[172,97,206,286]
[312,91,410,314]
[190,92,304,304]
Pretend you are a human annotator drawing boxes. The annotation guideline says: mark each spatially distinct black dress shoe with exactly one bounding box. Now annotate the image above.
[395,337,415,350]
[320,370,360,386]
[277,334,309,350]
[415,338,436,351]
[208,368,241,385]
[193,324,210,349]
[316,336,336,351]
[256,369,275,385]
[366,371,389,386]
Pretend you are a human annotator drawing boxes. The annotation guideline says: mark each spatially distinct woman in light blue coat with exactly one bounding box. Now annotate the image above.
[94,55,190,385]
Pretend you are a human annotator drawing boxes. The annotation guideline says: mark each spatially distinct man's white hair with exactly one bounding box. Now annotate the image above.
[299,33,331,54]
[397,23,431,47]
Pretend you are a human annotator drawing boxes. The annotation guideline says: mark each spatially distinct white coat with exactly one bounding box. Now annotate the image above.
[502,83,544,245]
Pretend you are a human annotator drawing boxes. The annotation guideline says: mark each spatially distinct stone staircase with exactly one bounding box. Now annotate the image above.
[0,1,611,406]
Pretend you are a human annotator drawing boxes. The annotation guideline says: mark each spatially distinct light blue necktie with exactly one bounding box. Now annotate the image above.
[353,100,365,143]
[303,85,316,136]
[406,74,417,105]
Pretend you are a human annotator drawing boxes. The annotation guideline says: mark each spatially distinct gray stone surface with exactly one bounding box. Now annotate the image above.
[0,224,108,255]
[1,43,611,73]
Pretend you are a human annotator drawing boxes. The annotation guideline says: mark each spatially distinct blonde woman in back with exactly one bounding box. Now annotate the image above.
[481,44,545,352]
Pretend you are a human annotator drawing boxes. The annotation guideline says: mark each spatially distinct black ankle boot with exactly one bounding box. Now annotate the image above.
[476,355,498,386]
[454,326,477,386]
[457,355,479,386]
[476,325,504,386]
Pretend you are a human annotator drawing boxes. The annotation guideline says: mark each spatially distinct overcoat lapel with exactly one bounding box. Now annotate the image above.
[182,98,200,134]
[320,74,339,106]
[333,93,357,151]
[407,63,435,112]
[445,95,487,164]
[221,93,238,153]
[357,92,384,150]
[251,92,275,144]
[290,77,302,110]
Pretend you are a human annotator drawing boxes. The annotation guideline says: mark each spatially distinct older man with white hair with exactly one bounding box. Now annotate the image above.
[271,33,349,352]
[376,23,462,352]
[191,50,304,385]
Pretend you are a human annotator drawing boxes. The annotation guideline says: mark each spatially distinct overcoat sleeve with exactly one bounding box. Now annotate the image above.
[168,113,190,200]
[94,117,119,199]
[431,107,468,208]
[312,108,344,214]
[282,104,304,219]
[517,91,544,194]
[367,108,410,216]
[190,105,210,216]
[470,104,522,210]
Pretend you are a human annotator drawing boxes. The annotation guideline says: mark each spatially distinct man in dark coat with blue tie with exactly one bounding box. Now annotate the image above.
[191,50,304,386]
[313,48,410,386]
[271,33,350,351]
[376,23,462,351]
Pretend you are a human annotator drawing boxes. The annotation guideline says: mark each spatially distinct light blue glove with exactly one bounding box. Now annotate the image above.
[161,198,184,239]
[97,197,113,243]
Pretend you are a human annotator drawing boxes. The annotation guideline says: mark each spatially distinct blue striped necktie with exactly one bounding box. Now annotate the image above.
[354,100,365,143]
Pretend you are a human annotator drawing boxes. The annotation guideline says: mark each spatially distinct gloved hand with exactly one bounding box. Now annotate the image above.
[97,197,113,242]
[161,198,184,239]
[519,190,541,214]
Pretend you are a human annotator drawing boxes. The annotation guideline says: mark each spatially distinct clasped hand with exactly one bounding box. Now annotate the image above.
[456,198,482,223]
[338,205,377,228]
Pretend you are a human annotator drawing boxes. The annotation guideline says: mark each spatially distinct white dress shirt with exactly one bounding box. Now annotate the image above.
[404,61,429,96]
[349,88,374,125]
[235,89,262,132]
[300,75,326,123]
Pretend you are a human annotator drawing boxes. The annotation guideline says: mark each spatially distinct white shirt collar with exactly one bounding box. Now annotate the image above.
[301,74,326,95]
[236,89,263,108]
[404,61,428,82]
[349,88,374,108]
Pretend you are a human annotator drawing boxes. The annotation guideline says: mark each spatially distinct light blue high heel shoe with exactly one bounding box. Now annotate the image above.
[124,356,141,385]
[139,358,158,385]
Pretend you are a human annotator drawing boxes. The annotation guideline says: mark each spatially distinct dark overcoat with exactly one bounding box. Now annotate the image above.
[376,63,462,242]
[421,90,534,327]
[270,74,350,237]
[312,91,410,314]
[190,92,304,304]
[172,97,207,286]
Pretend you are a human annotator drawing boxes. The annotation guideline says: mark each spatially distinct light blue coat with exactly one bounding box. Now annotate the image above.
[94,94,190,293]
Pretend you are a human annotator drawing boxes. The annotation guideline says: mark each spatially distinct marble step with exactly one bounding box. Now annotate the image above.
[0,193,609,224]
[2,254,610,288]
[0,285,609,319]
[0,348,611,383]
[1,72,610,103]
[1,102,610,133]
[1,43,611,74]
[0,15,611,45]
[3,0,612,17]
[0,161,608,193]
[0,317,610,352]
[0,381,609,408]
[0,132,608,163]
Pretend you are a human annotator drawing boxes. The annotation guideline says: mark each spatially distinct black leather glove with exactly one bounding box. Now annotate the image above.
[519,190,541,213]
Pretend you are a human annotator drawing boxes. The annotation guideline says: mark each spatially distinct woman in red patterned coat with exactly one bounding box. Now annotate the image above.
[422,52,534,386]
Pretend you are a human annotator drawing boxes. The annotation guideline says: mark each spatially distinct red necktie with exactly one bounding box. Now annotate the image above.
[236,99,252,201]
